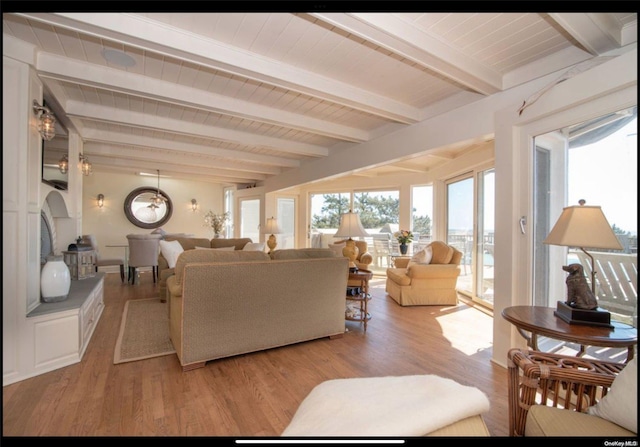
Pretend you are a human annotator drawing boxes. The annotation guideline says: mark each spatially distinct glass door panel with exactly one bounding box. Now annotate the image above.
[239,198,260,243]
[277,197,295,249]
[446,176,474,295]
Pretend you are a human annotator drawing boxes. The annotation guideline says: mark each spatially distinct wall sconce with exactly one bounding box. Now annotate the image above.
[32,100,56,141]
[97,194,105,208]
[58,154,69,174]
[191,199,198,212]
[79,154,92,176]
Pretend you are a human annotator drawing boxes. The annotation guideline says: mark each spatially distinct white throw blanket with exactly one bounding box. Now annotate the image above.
[281,375,490,436]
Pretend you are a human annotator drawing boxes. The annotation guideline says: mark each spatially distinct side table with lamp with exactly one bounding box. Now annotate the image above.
[503,200,637,362]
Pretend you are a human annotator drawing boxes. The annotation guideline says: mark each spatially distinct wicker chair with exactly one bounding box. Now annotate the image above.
[507,348,629,437]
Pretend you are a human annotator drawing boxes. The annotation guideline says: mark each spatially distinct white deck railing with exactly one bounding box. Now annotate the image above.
[574,251,638,327]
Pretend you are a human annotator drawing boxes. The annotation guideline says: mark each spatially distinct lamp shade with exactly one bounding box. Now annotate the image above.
[334,211,369,238]
[543,205,622,250]
[263,217,281,234]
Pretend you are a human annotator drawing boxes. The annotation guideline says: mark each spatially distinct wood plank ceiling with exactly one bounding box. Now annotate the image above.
[3,10,637,186]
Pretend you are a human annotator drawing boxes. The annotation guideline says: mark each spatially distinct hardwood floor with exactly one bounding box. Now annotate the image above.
[2,272,510,437]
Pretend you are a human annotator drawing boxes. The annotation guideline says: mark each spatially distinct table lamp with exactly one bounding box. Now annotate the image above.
[334,210,369,272]
[543,200,623,326]
[263,217,281,254]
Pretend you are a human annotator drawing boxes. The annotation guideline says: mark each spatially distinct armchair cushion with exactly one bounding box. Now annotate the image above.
[587,356,637,433]
[429,241,455,264]
[407,245,432,269]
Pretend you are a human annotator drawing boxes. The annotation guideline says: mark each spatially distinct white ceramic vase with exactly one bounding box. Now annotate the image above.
[41,255,71,303]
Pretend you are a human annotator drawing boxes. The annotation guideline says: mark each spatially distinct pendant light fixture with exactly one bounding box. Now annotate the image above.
[151,169,167,205]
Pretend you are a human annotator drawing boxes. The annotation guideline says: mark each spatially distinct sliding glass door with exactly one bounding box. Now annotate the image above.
[445,167,495,308]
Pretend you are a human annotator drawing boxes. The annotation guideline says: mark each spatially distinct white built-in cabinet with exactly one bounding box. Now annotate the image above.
[3,51,95,386]
[26,274,104,372]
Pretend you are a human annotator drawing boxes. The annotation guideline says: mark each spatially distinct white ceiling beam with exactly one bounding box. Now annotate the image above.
[312,13,502,95]
[64,101,326,158]
[549,13,625,55]
[84,142,281,177]
[87,154,267,182]
[80,129,299,170]
[89,156,257,185]
[19,12,421,124]
[38,53,344,152]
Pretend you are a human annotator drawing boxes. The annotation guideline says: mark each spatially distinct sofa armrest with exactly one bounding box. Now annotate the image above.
[394,258,410,269]
[167,275,182,299]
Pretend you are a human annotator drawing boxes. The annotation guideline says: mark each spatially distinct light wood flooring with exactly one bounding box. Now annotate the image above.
[3,272,510,437]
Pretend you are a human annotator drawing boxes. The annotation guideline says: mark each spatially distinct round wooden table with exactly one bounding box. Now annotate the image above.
[502,305,637,362]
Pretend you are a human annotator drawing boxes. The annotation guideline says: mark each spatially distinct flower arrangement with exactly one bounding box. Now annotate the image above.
[203,211,229,236]
[394,229,414,244]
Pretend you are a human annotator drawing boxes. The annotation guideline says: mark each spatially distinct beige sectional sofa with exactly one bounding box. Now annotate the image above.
[157,236,252,301]
[166,249,349,371]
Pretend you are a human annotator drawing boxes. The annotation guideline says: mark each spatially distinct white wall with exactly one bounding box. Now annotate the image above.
[82,172,225,260]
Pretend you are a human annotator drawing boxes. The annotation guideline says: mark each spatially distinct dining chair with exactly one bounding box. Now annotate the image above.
[83,234,125,282]
[126,233,162,285]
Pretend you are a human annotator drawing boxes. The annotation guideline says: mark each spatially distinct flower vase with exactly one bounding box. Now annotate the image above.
[399,243,408,255]
[41,255,71,303]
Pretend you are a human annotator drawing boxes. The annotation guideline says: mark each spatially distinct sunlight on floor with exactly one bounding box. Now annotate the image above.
[436,305,494,356]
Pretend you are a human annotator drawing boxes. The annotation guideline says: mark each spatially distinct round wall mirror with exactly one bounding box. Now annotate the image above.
[124,187,173,229]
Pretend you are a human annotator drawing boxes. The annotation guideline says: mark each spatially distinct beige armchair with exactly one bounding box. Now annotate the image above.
[334,239,373,271]
[385,241,461,306]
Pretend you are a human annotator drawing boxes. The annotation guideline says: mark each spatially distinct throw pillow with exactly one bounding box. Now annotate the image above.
[212,246,235,251]
[407,246,433,269]
[159,239,184,268]
[586,356,637,433]
[329,242,346,257]
[243,242,266,251]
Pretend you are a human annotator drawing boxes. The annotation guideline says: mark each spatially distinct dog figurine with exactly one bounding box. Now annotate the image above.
[563,263,599,310]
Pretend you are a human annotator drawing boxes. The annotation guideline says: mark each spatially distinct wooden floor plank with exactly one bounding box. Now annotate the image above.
[3,272,510,437]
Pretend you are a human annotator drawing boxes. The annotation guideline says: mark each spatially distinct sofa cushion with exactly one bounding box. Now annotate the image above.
[173,250,270,287]
[272,248,337,260]
[159,240,184,268]
[586,356,637,433]
[525,405,635,437]
[210,237,253,250]
[429,241,454,264]
[164,237,211,251]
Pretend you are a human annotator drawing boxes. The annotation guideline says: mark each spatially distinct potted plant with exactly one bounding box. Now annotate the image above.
[394,230,414,254]
[203,211,229,238]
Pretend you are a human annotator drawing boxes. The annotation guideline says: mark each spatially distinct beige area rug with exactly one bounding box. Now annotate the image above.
[114,298,176,364]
